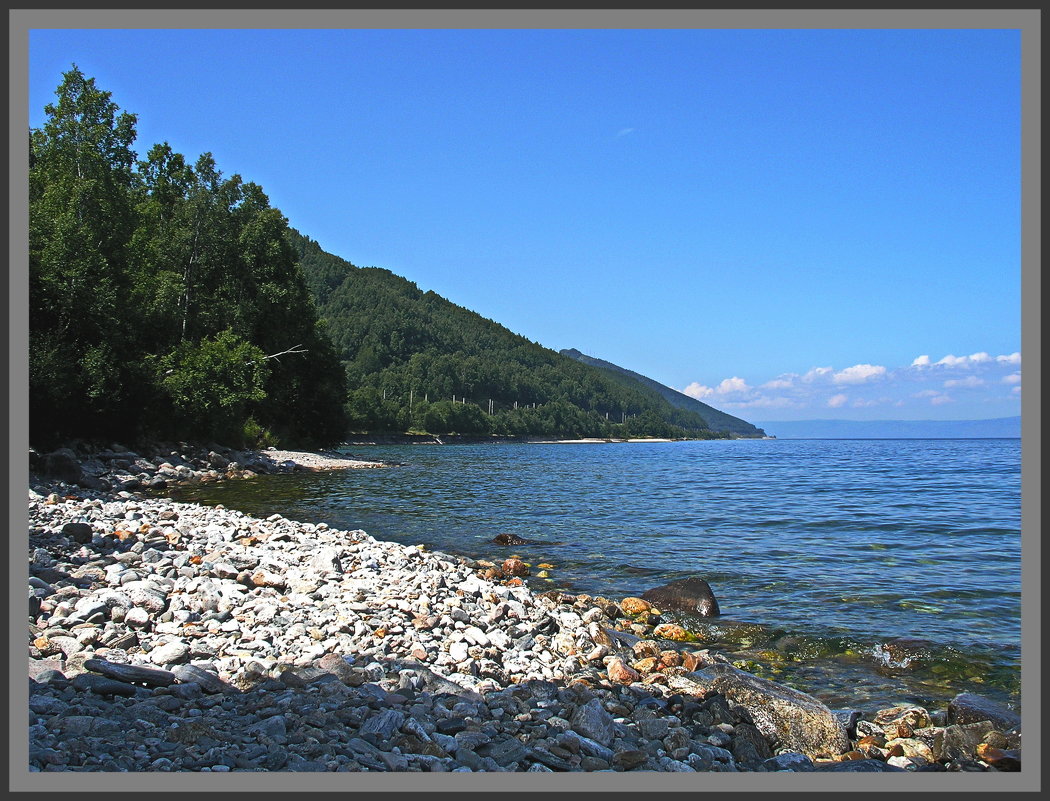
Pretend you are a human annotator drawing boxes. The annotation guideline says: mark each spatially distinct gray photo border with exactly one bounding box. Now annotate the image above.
[9,7,1041,795]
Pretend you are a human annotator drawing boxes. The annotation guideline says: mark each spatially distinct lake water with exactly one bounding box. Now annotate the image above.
[174,438,1023,714]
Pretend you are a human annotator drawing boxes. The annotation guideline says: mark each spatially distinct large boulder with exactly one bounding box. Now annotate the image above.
[641,576,720,617]
[42,448,82,484]
[667,662,849,759]
[946,692,1021,732]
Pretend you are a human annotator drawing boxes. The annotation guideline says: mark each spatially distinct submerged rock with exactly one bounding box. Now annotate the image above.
[641,577,720,617]
[491,533,530,546]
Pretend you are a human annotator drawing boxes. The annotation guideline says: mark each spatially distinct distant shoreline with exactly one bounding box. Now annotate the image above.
[339,434,762,446]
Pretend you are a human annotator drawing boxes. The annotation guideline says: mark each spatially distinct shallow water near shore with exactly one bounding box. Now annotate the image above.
[173,437,1022,714]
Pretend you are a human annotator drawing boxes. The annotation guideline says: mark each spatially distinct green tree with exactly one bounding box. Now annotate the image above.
[29,65,141,444]
[155,329,269,443]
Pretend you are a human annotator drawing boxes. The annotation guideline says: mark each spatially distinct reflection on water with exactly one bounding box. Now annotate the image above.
[173,438,1022,712]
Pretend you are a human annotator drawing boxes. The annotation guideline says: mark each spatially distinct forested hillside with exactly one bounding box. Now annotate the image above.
[560,349,766,438]
[287,230,733,439]
[29,67,347,448]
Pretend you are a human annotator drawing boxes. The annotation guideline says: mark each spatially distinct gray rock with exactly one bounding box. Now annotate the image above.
[763,751,815,771]
[71,672,142,697]
[61,522,93,544]
[569,697,616,747]
[814,759,908,772]
[148,640,190,666]
[310,546,343,576]
[360,709,405,740]
[667,664,849,760]
[83,658,176,687]
[946,692,1021,732]
[247,715,288,741]
[937,721,999,762]
[731,722,775,766]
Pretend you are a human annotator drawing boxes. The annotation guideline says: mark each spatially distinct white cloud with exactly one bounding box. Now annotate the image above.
[683,376,752,399]
[615,127,635,138]
[852,398,881,407]
[682,382,714,399]
[827,393,848,408]
[944,376,985,389]
[802,366,834,383]
[1002,372,1021,385]
[935,351,1013,369]
[833,364,887,384]
[913,390,940,398]
[931,394,954,405]
[715,377,750,395]
[1012,385,1021,394]
[911,355,931,367]
[762,375,796,390]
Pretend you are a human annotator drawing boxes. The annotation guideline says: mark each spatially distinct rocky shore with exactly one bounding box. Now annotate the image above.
[25,446,1022,774]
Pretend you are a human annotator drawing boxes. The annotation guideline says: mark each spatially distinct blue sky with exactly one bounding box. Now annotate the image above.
[27,26,1023,422]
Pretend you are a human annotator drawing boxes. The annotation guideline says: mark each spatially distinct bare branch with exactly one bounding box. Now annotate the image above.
[262,344,308,362]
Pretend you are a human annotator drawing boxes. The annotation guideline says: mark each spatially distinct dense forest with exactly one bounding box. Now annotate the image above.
[288,229,732,440]
[29,67,753,448]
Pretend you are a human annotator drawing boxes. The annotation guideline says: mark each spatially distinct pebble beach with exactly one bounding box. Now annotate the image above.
[25,443,1023,774]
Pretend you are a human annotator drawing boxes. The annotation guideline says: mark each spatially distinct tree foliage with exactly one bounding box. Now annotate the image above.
[29,66,348,448]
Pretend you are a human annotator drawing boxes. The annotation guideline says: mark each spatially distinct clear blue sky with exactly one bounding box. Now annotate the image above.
[27,27,1022,422]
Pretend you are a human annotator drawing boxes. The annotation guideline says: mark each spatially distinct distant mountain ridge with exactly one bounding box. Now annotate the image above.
[560,348,766,438]
[753,417,1022,439]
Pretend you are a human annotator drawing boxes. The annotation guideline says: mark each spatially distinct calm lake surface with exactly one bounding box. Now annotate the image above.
[175,438,1023,713]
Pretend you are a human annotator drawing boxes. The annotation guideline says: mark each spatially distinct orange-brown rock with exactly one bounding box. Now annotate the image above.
[620,597,652,615]
[607,657,641,685]
[975,743,1022,770]
[502,558,529,577]
[632,657,660,674]
[33,636,54,653]
[659,650,682,667]
[887,720,914,740]
[680,651,702,672]
[835,750,866,761]
[652,623,689,641]
[251,570,285,588]
[505,577,524,587]
[632,640,661,659]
